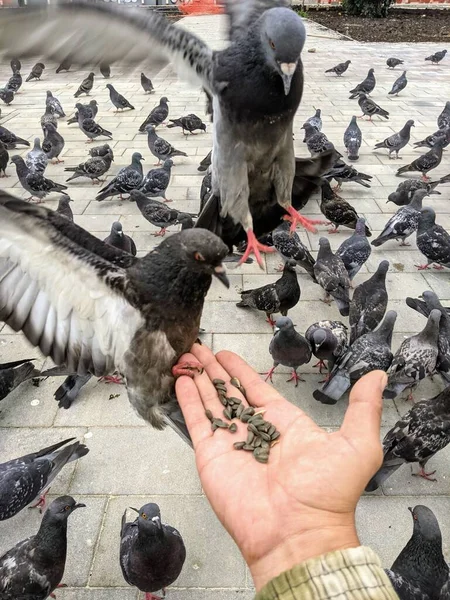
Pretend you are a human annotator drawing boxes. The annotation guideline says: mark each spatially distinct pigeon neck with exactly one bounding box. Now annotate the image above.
[372,320,394,346]
[409,195,424,211]
[419,317,439,344]
[34,514,68,563]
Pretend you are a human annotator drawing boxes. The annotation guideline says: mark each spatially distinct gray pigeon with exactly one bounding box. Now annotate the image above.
[0,126,31,149]
[349,260,389,344]
[10,58,21,73]
[106,83,135,111]
[56,57,72,73]
[437,101,450,130]
[383,309,441,401]
[336,217,371,281]
[6,70,22,94]
[425,49,447,65]
[25,137,48,174]
[305,320,348,375]
[387,178,440,206]
[303,108,322,135]
[343,116,362,161]
[349,68,376,98]
[25,62,45,82]
[77,111,113,143]
[325,159,372,189]
[0,439,88,520]
[141,72,154,94]
[139,159,173,201]
[397,137,446,180]
[371,189,429,247]
[10,155,67,202]
[100,62,111,78]
[366,387,450,492]
[89,143,113,159]
[42,122,65,163]
[0,496,85,598]
[56,194,74,221]
[0,140,8,177]
[357,93,389,121]
[96,152,144,201]
[0,192,230,445]
[389,71,408,96]
[0,88,14,105]
[120,503,186,598]
[271,220,316,280]
[146,125,188,165]
[67,99,98,125]
[74,71,95,97]
[386,506,449,600]
[302,123,335,157]
[387,57,404,69]
[0,358,39,403]
[65,150,113,184]
[325,60,351,76]
[413,127,450,150]
[104,221,137,256]
[139,96,169,131]
[313,311,397,405]
[313,237,350,317]
[46,90,65,117]
[167,114,206,135]
[320,180,371,236]
[198,150,212,173]
[266,316,312,386]
[416,207,450,271]
[40,103,58,131]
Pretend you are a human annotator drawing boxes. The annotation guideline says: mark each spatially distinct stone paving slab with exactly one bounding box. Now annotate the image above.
[0,10,450,598]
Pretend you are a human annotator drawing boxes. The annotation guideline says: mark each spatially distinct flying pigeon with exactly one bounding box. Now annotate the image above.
[56,194,74,221]
[141,72,154,94]
[74,72,95,97]
[25,62,45,82]
[106,83,135,111]
[56,57,72,73]
[387,178,440,206]
[46,90,65,117]
[0,141,8,177]
[146,125,187,165]
[139,159,173,201]
[271,220,316,280]
[437,101,450,129]
[265,316,312,386]
[336,218,372,281]
[325,60,351,76]
[349,68,376,98]
[104,221,137,255]
[343,116,362,161]
[26,137,48,174]
[320,180,371,236]
[0,125,29,149]
[413,127,450,151]
[96,152,144,201]
[65,150,114,184]
[397,137,446,181]
[40,103,58,131]
[425,49,447,65]
[139,96,169,131]
[305,320,348,375]
[167,114,206,135]
[100,62,111,78]
[67,99,98,125]
[387,57,404,69]
[357,93,389,121]
[313,237,350,317]
[42,122,65,163]
[10,155,67,202]
[389,71,408,96]
[416,207,450,270]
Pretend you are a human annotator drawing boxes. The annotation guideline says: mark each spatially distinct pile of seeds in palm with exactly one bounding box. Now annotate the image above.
[204,378,280,464]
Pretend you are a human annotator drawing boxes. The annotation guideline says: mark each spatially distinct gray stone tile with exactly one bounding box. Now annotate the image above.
[60,590,138,600]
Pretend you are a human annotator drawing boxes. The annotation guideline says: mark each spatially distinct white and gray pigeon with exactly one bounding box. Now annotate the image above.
[74,71,95,97]
[343,115,362,161]
[313,237,350,317]
[302,123,335,157]
[0,191,230,445]
[42,122,65,163]
[104,221,137,255]
[139,96,169,131]
[96,152,144,201]
[0,496,85,598]
[40,103,58,131]
[0,358,39,402]
[383,309,441,401]
[349,68,376,98]
[146,125,188,165]
[371,189,430,247]
[56,193,74,221]
[305,320,348,375]
[397,136,446,180]
[140,72,154,94]
[77,108,113,143]
[437,101,450,130]
[46,90,65,117]
[425,49,447,65]
[26,137,48,174]
[271,220,316,280]
[265,316,312,386]
[386,57,404,69]
[416,207,450,271]
[413,127,450,151]
[366,386,450,492]
[336,217,371,281]
[387,178,440,206]
[106,83,135,111]
[10,155,68,202]
[0,125,29,149]
[167,114,206,135]
[325,60,351,76]
[357,93,389,121]
[67,99,98,125]
[313,311,397,405]
[139,159,173,201]
[65,150,114,184]
[388,71,408,96]
[302,108,322,137]
[0,439,88,521]
[349,260,389,344]
[120,503,186,599]
[385,506,449,600]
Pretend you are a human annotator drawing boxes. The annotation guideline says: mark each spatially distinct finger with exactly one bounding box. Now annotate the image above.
[340,370,387,450]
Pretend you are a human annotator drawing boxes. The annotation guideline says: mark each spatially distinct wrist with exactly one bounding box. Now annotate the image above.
[249,522,360,591]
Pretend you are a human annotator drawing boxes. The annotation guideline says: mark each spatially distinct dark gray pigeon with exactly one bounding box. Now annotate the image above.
[271,220,316,281]
[349,260,389,344]
[386,506,449,600]
[413,127,450,151]
[10,155,67,202]
[89,142,113,158]
[56,57,72,73]
[387,57,404,69]
[416,207,450,270]
[146,125,187,165]
[167,114,206,135]
[383,309,441,401]
[65,150,114,184]
[40,103,58,131]
[104,221,137,255]
[0,125,30,149]
[133,191,195,237]
[139,159,173,201]
[74,72,95,97]
[302,123,335,157]
[0,192,230,445]
[313,237,350,317]
[25,62,45,82]
[349,68,376,98]
[0,87,14,105]
[96,152,144,201]
[371,189,429,247]
[141,72,154,94]
[56,194,74,221]
[357,93,389,121]
[139,96,169,131]
[366,386,450,492]
[42,122,65,163]
[46,90,65,117]
[6,70,22,94]
[200,171,212,210]
[336,217,371,281]
[397,137,446,180]
[437,101,450,130]
[77,110,113,143]
[237,259,300,327]
[10,57,21,73]
[0,358,39,403]
[67,99,98,125]
[303,108,322,135]
[100,62,111,78]
[320,180,371,236]
[26,137,48,174]
[0,140,8,177]
[106,83,135,111]
[343,116,362,161]
[0,440,88,520]
[0,496,85,598]
[389,71,408,96]
[313,311,397,405]
[325,60,351,76]
[425,49,447,65]
[120,503,186,598]
[265,316,312,386]
[305,320,348,375]
[387,178,440,206]
[325,159,372,189]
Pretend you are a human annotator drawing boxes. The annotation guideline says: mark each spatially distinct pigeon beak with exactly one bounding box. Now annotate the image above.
[274,327,280,333]
[151,516,162,529]
[280,62,297,95]
[74,503,86,510]
[213,264,230,288]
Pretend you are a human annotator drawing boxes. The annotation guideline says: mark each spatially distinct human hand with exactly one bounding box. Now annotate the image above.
[175,344,387,591]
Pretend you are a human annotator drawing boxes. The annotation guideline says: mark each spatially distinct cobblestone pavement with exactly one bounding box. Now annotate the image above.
[0,12,450,599]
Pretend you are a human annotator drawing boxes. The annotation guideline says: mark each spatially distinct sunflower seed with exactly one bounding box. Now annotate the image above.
[215,384,228,394]
[260,423,271,433]
[218,394,228,407]
[228,397,242,406]
[259,431,271,442]
[271,431,280,441]
[240,413,251,423]
[246,431,255,445]
[213,378,226,386]
[248,415,264,426]
[228,423,237,433]
[242,407,255,417]
[261,440,270,450]
[211,423,218,432]
[234,441,246,450]
[230,376,246,397]
[205,409,214,422]
[236,404,244,418]
[248,423,259,435]
[213,418,229,429]
[254,437,262,448]
[253,447,269,462]
[254,453,269,464]
[223,407,233,420]
[243,444,254,451]
[268,425,276,436]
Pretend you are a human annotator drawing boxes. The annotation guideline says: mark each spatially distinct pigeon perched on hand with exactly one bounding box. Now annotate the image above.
[271,220,316,280]
[96,152,143,201]
[372,189,429,247]
[305,320,348,375]
[104,221,137,255]
[0,496,85,598]
[146,125,187,165]
[349,68,376,98]
[40,103,58,131]
[357,93,389,121]
[65,150,113,184]
[56,193,73,221]
[120,503,186,599]
[437,101,450,130]
[336,218,371,281]
[416,207,450,271]
[0,141,8,177]
[42,122,65,163]
[67,99,98,125]
[349,260,389,345]
[139,96,169,131]
[26,137,48,174]
[0,125,29,149]
[320,180,371,236]
[325,159,372,189]
[302,123,335,157]
[387,178,440,206]
[343,116,362,161]
[314,237,350,317]
[74,72,95,97]
[46,90,65,117]
[106,83,135,111]
[167,114,206,135]
[141,72,154,94]
[425,49,447,65]
[0,87,14,105]
[265,316,312,386]
[397,137,446,181]
[133,190,194,237]
[25,61,45,82]
[374,119,414,159]
[388,71,408,96]
[10,155,67,202]
[413,127,450,151]
[325,60,351,76]
[386,57,404,69]
[139,159,173,201]
[0,439,88,520]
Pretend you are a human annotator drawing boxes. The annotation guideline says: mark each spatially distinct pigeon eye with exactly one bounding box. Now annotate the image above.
[141,513,147,519]
[64,505,71,511]
[194,252,205,262]
[269,40,276,50]
[413,514,418,521]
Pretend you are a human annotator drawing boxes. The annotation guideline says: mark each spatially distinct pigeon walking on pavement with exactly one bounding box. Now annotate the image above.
[325,60,351,76]
[133,193,194,237]
[305,320,348,375]
[96,152,144,201]
[10,57,21,73]
[416,207,450,271]
[77,110,113,143]
[67,99,98,125]
[74,72,95,97]
[389,71,408,96]
[141,72,154,94]
[42,122,65,163]
[387,178,440,206]
[139,159,173,201]
[10,155,67,202]
[271,220,316,280]
[302,123,335,156]
[437,101,450,130]
[65,150,113,184]
[89,143,113,159]
[343,116,362,161]
[104,221,137,255]
[302,108,322,136]
[0,88,14,105]
[313,237,350,317]
[0,141,8,177]
[320,180,371,236]
[349,68,376,98]
[56,57,72,73]
[357,93,389,121]
[46,90,65,117]
[265,316,312,386]
[387,57,404,69]
[100,62,111,78]
[167,114,206,135]
[413,127,450,150]
[146,125,187,165]
[325,159,372,189]
[25,62,45,81]
[106,83,135,111]
[397,137,446,181]
[336,217,372,281]
[425,49,447,65]
[40,103,58,131]
[6,70,22,94]
[0,125,30,149]
[139,97,169,131]
[26,137,48,174]
[56,194,74,221]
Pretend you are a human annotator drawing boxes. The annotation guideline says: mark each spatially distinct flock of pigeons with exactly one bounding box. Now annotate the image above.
[0,0,448,599]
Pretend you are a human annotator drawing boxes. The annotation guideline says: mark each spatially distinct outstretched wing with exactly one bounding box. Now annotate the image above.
[223,0,291,40]
[0,191,143,377]
[0,1,215,93]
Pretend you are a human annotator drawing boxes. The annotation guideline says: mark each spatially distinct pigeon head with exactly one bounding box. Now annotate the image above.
[37,63,45,69]
[368,68,375,75]
[315,108,321,117]
[160,96,169,104]
[88,72,95,79]
[318,237,331,251]
[33,137,41,149]
[375,310,397,344]
[131,152,144,164]
[376,260,389,276]
[418,207,437,230]
[405,119,415,129]
[145,125,156,135]
[259,8,306,96]
[274,316,294,333]
[178,213,194,230]
[131,503,164,535]
[200,122,207,132]
[420,290,440,309]
[111,221,123,236]
[163,159,174,169]
[45,496,86,522]
[408,506,442,542]
[283,259,298,272]
[345,60,351,66]
[311,328,329,351]
[10,154,25,166]
[59,194,72,204]
[90,100,98,107]
[46,90,53,97]
[354,217,367,236]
